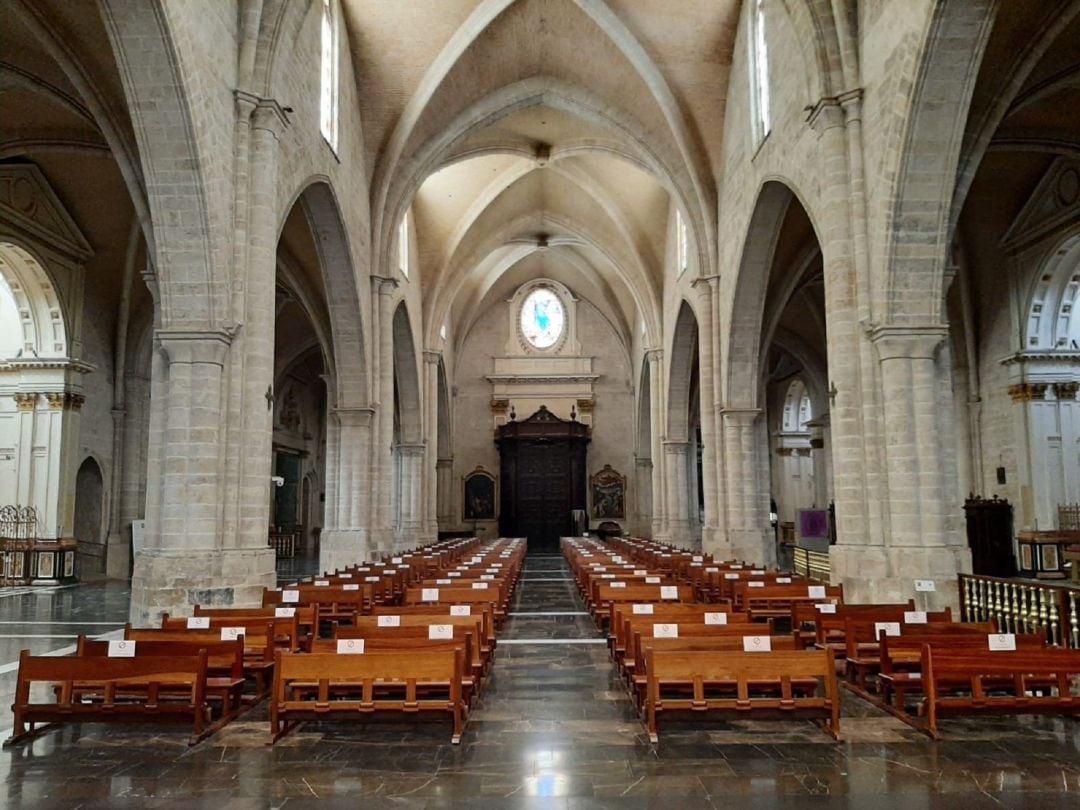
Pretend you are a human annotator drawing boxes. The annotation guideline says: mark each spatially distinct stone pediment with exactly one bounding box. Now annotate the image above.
[1002,158,1080,252]
[0,164,93,262]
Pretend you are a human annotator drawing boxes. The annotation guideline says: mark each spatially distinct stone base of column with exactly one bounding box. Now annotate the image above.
[130,546,276,626]
[729,528,775,568]
[103,530,132,580]
[367,528,397,559]
[830,544,972,612]
[320,528,371,574]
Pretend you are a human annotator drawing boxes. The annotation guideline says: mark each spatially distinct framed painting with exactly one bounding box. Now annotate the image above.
[590,464,625,519]
[463,466,497,521]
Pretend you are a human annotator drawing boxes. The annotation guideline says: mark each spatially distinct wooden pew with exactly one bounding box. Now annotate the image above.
[843,619,997,692]
[877,631,1047,711]
[370,604,496,658]
[403,586,507,625]
[609,604,745,663]
[790,601,914,649]
[74,637,245,732]
[591,584,697,629]
[630,634,800,707]
[5,649,211,747]
[626,619,777,682]
[126,623,277,699]
[732,582,843,621]
[337,619,486,682]
[193,604,317,649]
[270,649,467,744]
[643,648,841,744]
[809,605,951,655]
[921,646,1080,738]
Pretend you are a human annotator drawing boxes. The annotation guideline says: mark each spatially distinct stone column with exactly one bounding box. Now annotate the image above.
[634,456,653,536]
[421,351,441,544]
[228,98,288,553]
[646,349,664,538]
[131,331,274,625]
[692,278,721,552]
[436,458,454,526]
[395,442,426,548]
[370,278,397,555]
[321,406,374,573]
[663,440,690,545]
[866,326,970,610]
[720,408,773,566]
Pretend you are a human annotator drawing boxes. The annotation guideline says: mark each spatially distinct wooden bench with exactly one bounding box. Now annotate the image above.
[404,586,507,625]
[271,649,466,743]
[591,584,697,629]
[371,604,496,657]
[5,649,211,747]
[609,603,741,660]
[920,646,1080,738]
[790,600,914,648]
[126,623,277,699]
[843,619,996,693]
[809,605,951,655]
[877,631,1047,711]
[626,619,777,681]
[338,619,486,681]
[74,637,245,732]
[644,648,841,744]
[733,582,843,621]
[631,634,800,707]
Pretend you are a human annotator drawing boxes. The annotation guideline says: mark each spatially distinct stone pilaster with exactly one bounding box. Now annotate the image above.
[321,406,374,573]
[692,278,721,551]
[132,330,274,625]
[646,349,664,539]
[370,277,398,553]
[720,408,772,566]
[832,326,970,610]
[421,350,441,543]
[662,440,691,544]
[393,442,426,550]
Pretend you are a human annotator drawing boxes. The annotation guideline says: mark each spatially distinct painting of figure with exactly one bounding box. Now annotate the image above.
[463,467,497,521]
[591,464,625,519]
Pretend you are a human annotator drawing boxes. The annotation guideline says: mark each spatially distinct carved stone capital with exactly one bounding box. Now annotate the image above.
[1008,382,1049,402]
[13,392,38,411]
[1054,382,1079,401]
[870,324,948,361]
[46,392,84,411]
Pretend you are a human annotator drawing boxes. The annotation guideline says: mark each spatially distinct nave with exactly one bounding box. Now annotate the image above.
[0,549,1078,808]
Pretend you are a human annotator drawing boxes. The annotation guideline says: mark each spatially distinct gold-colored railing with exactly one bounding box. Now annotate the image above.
[959,573,1080,648]
[792,546,830,582]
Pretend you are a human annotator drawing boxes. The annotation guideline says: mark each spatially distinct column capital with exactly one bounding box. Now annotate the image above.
[422,350,442,365]
[691,276,719,297]
[371,276,399,296]
[394,442,426,457]
[1008,382,1048,403]
[870,324,948,361]
[663,440,690,454]
[644,348,663,363]
[331,406,375,427]
[1054,381,1079,401]
[249,97,290,137]
[155,329,233,366]
[807,96,845,133]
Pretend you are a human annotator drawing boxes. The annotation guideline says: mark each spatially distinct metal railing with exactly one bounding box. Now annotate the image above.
[959,573,1080,648]
[792,546,830,582]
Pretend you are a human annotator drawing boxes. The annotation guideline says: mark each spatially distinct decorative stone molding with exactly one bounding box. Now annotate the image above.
[1054,382,1079,400]
[12,392,37,411]
[1008,382,1049,402]
[870,324,948,361]
[45,392,84,411]
[156,329,233,366]
[575,398,595,415]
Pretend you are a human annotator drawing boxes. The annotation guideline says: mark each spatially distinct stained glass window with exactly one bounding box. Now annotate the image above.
[520,288,565,349]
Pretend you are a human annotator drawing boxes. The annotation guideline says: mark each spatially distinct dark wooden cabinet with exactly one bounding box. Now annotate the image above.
[497,406,590,552]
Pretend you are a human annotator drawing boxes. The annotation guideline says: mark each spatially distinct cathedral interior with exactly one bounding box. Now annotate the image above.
[1,0,1080,806]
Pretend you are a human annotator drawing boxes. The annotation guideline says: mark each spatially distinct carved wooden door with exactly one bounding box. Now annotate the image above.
[516,440,572,552]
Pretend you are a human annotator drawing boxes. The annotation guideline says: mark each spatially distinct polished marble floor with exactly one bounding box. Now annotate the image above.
[0,554,1078,808]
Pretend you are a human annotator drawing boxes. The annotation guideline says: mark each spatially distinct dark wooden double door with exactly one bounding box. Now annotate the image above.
[497,407,589,553]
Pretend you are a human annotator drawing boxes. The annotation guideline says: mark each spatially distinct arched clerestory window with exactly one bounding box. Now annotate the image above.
[320,0,340,152]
